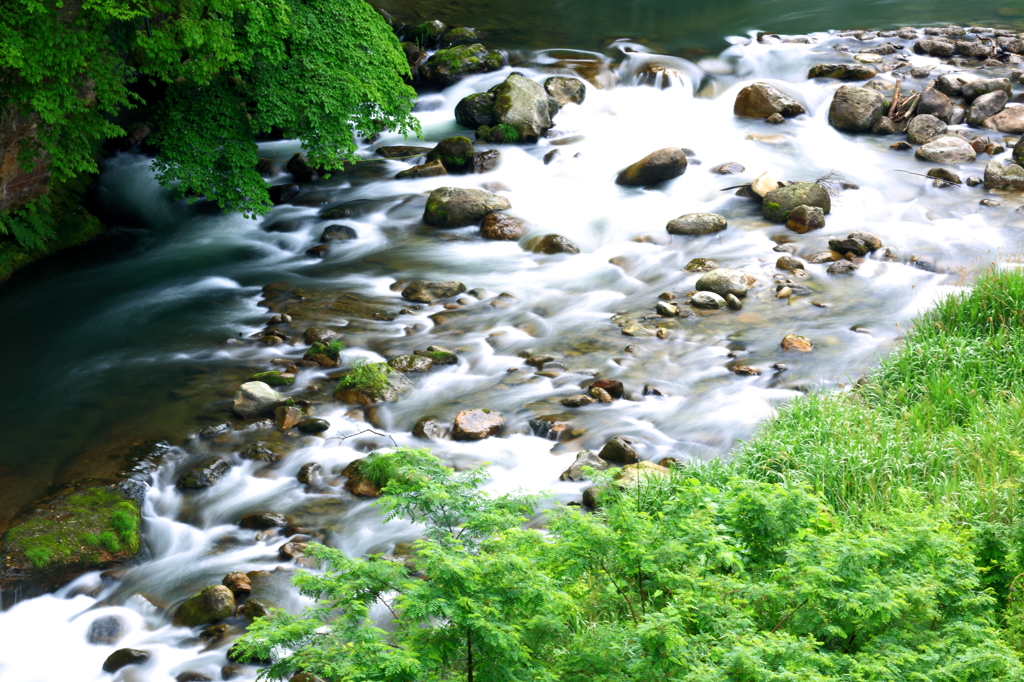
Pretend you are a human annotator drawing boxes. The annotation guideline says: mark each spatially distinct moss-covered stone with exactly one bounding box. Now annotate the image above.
[455,92,496,129]
[762,182,831,223]
[249,371,295,387]
[173,585,236,627]
[419,44,506,89]
[425,137,475,174]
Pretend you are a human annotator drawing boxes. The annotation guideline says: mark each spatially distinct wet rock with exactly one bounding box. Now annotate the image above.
[297,463,321,485]
[423,187,510,227]
[413,417,448,439]
[828,85,886,131]
[621,321,653,336]
[591,379,624,398]
[318,224,358,244]
[927,168,961,184]
[544,76,587,108]
[695,268,749,297]
[1016,136,1024,166]
[968,91,1008,126]
[981,198,1000,207]
[389,354,434,372]
[870,116,897,135]
[751,171,779,197]
[376,146,431,160]
[298,418,330,434]
[847,230,883,251]
[233,382,288,419]
[684,258,718,272]
[244,599,270,620]
[582,486,603,508]
[452,409,504,440]
[781,334,813,352]
[598,436,641,464]
[239,444,280,463]
[178,458,231,490]
[934,74,971,97]
[275,405,303,430]
[561,394,596,407]
[176,672,213,682]
[420,44,505,88]
[984,160,1024,189]
[725,293,743,310]
[766,113,785,124]
[238,512,289,530]
[690,291,726,309]
[890,141,913,151]
[480,213,525,240]
[222,664,253,680]
[401,280,467,303]
[615,461,670,487]
[806,251,843,264]
[268,184,300,205]
[907,114,947,144]
[590,386,613,403]
[808,63,876,80]
[615,147,687,186]
[776,255,803,271]
[733,82,806,118]
[491,73,554,142]
[441,26,480,48]
[103,649,150,673]
[455,92,496,129]
[962,78,1012,101]
[918,87,953,121]
[279,541,308,561]
[827,260,859,275]
[914,38,955,58]
[525,354,556,367]
[173,585,236,627]
[666,212,727,235]
[785,204,826,233]
[415,346,459,365]
[472,150,501,174]
[711,162,745,175]
[223,571,251,598]
[829,237,870,256]
[655,300,678,316]
[286,153,317,182]
[88,614,127,645]
[559,450,610,481]
[425,137,476,174]
[341,459,382,498]
[915,137,976,164]
[395,159,448,179]
[909,256,937,272]
[763,182,831,223]
[530,234,580,254]
[406,20,447,49]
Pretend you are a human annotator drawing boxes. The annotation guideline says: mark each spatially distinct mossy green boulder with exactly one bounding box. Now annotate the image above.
[423,187,510,227]
[762,182,831,223]
[173,585,236,627]
[419,43,506,89]
[425,137,475,174]
[490,73,554,143]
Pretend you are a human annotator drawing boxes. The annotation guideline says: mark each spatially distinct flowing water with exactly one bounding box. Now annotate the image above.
[2,7,1024,681]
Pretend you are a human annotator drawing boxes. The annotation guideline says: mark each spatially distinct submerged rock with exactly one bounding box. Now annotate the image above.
[733,82,806,118]
[615,147,687,186]
[88,615,128,645]
[401,280,468,303]
[423,187,510,227]
[529,234,580,254]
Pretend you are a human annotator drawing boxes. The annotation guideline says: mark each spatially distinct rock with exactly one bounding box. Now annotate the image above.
[984,161,1024,189]
[395,159,448,179]
[620,321,653,336]
[401,41,423,70]
[334,366,413,405]
[808,63,876,80]
[480,213,525,240]
[297,462,321,484]
[582,486,603,508]
[847,230,883,250]
[238,512,289,530]
[401,280,467,303]
[909,256,937,272]
[376,146,432,160]
[320,224,357,242]
[286,153,317,182]
[452,409,504,440]
[413,417,448,439]
[711,162,745,175]
[615,461,670,487]
[918,87,953,121]
[766,113,785,124]
[690,291,726,309]
[962,78,1012,101]
[983,106,1024,133]
[559,450,610,481]
[589,386,613,402]
[927,168,961,184]
[472,150,501,174]
[907,114,947,144]
[490,73,554,142]
[733,82,806,118]
[806,251,842,264]
[341,459,383,498]
[441,26,480,48]
[591,379,624,398]
[871,116,897,135]
[544,76,586,108]
[913,38,955,58]
[666,213,727,235]
[389,354,434,372]
[827,260,858,275]
[598,437,641,464]
[655,300,678,316]
[425,137,476,174]
[176,672,213,682]
[615,147,687,186]
[684,258,718,272]
[415,346,459,365]
[828,85,886,132]
[406,20,447,49]
[562,394,596,407]
[222,664,253,680]
[223,571,251,597]
[968,91,1008,126]
[530,234,580,254]
[298,418,329,434]
[239,444,280,463]
[915,137,976,165]
[420,44,505,88]
[781,334,813,352]
[423,187,510,227]
[173,585,236,627]
[87,615,127,645]
[232,382,288,419]
[279,541,308,561]
[177,458,231,490]
[935,74,971,96]
[785,204,826,233]
[103,649,150,673]
[268,184,300,205]
[763,182,831,223]
[244,599,270,620]
[776,255,803,270]
[829,237,870,256]
[695,268,749,297]
[455,92,496,129]
[725,293,743,310]
[751,171,779,197]
[1016,137,1024,166]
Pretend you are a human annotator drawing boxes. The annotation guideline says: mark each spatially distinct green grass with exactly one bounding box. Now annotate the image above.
[495,123,520,143]
[336,357,393,394]
[731,269,1024,524]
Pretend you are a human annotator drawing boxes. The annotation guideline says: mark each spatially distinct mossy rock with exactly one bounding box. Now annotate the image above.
[762,182,831,223]
[0,483,142,607]
[249,371,295,387]
[334,364,413,405]
[425,137,476,174]
[173,585,236,627]
[455,92,497,129]
[419,43,507,89]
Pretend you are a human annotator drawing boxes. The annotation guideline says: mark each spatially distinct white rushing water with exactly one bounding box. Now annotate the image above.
[3,28,1024,682]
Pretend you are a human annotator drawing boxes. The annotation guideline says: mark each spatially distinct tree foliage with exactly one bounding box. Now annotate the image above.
[233,449,1024,681]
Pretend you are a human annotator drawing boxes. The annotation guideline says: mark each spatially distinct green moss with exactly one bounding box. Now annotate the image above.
[495,124,520,144]
[336,358,393,394]
[308,339,345,357]
[766,202,781,211]
[421,350,457,364]
[250,371,295,386]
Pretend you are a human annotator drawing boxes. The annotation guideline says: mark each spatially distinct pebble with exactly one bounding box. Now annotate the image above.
[691,291,726,309]
[980,199,1000,207]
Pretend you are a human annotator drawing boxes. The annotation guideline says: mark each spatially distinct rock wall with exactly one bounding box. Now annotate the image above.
[0,105,51,214]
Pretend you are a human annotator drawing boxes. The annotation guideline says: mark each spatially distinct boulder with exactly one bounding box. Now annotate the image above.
[491,73,554,142]
[341,459,382,498]
[530,234,580,254]
[614,461,670,487]
[695,268,749,297]
[376,146,432,160]
[666,213,727,236]
[222,571,251,597]
[389,354,434,372]
[87,615,127,645]
[983,161,1024,190]
[1016,136,1024,166]
[413,417,449,439]
[785,205,826,233]
[286,153,317,182]
[472,150,501,173]
[918,86,952,121]
[982,107,1024,133]
[776,255,803,271]
[691,292,726,309]
[441,26,480,48]
[232,382,288,419]
[333,366,413,405]
[177,458,231,489]
[395,160,448,179]
[544,77,586,108]
[320,224,357,242]
[297,462,320,485]
[423,187,510,227]
[297,418,329,434]
[762,182,831,223]
[279,541,308,561]
[828,85,886,131]
[907,114,947,144]
[103,649,150,673]
[934,74,971,96]
[733,82,806,118]
[968,91,1008,127]
[420,44,506,88]
[591,379,624,398]
[559,450,610,482]
[781,334,813,352]
[452,409,504,440]
[406,20,447,49]
[615,148,687,186]
[751,171,779,197]
[913,38,955,57]
[173,585,236,627]
[268,184,300,205]
[598,437,641,464]
[915,137,976,165]
[401,280,467,303]
[961,78,1012,101]
[480,213,525,240]
[455,92,496,129]
[808,63,876,80]
[244,599,270,619]
[827,261,858,275]
[238,512,289,530]
[425,137,476,174]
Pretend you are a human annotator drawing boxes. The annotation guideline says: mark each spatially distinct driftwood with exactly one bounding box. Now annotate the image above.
[888,78,920,123]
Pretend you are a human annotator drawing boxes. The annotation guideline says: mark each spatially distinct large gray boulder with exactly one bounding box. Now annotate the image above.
[419,44,506,88]
[491,73,553,142]
[907,114,947,144]
[695,268,749,297]
[983,107,1024,134]
[762,182,831,223]
[233,382,288,419]
[423,187,510,227]
[544,77,586,108]
[615,148,687,186]
[983,161,1024,190]
[915,137,976,165]
[666,213,727,235]
[967,91,1008,127]
[828,85,886,132]
[733,82,806,118]
[961,78,1012,101]
[917,86,952,121]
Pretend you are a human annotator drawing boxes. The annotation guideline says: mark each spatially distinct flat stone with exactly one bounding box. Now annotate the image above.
[915,137,976,165]
[666,213,727,235]
[695,268,749,297]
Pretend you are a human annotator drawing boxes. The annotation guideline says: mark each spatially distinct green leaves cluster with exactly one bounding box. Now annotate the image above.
[233,450,1024,681]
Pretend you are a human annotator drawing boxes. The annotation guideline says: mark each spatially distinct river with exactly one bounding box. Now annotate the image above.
[1,2,1023,680]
